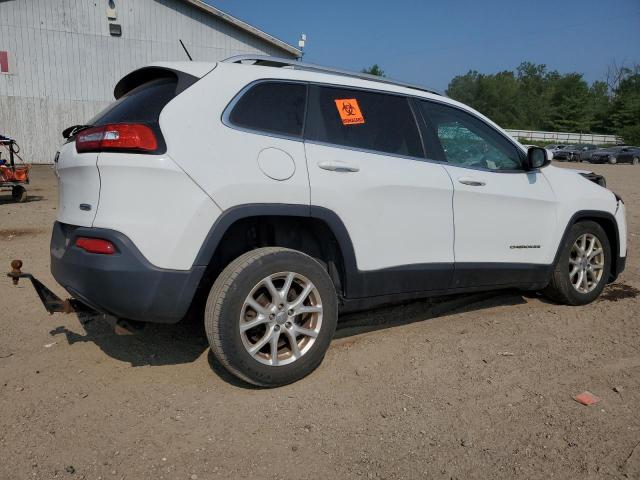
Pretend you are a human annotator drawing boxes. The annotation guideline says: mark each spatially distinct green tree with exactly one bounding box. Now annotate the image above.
[587,81,612,134]
[361,64,385,77]
[610,68,640,143]
[515,62,553,130]
[446,61,639,141]
[446,70,481,107]
[546,73,590,132]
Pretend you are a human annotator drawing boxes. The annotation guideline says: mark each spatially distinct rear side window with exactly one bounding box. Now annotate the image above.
[305,86,424,158]
[89,76,179,126]
[228,82,307,137]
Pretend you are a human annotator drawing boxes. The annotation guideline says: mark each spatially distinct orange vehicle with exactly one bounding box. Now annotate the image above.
[0,136,29,203]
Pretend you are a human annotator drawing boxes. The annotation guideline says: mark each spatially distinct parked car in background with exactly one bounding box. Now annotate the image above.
[576,144,599,162]
[614,146,640,165]
[554,144,597,162]
[521,144,554,162]
[553,145,577,161]
[590,146,640,165]
[546,144,566,151]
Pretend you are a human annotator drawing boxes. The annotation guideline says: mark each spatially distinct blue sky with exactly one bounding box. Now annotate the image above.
[206,0,640,92]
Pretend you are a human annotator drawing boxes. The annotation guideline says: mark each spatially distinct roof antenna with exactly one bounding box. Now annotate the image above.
[179,39,193,61]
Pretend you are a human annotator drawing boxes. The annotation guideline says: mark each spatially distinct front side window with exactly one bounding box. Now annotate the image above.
[229,82,307,137]
[305,86,424,158]
[420,101,523,171]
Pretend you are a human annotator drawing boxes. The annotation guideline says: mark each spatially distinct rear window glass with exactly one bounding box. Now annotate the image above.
[305,86,424,158]
[89,77,178,125]
[228,82,307,137]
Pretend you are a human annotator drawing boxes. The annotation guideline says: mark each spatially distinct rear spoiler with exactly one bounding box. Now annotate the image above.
[113,63,216,99]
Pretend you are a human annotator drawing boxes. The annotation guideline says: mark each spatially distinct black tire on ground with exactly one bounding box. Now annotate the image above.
[632,157,639,165]
[205,247,338,387]
[609,157,617,165]
[11,185,27,203]
[543,221,611,306]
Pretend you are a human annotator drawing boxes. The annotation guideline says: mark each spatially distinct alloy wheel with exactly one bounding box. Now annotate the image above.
[239,272,323,366]
[569,233,604,294]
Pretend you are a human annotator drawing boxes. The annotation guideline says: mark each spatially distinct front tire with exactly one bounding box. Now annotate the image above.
[543,221,611,305]
[632,156,639,165]
[205,247,338,387]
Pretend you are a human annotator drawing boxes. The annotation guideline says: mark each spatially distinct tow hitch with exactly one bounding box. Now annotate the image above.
[7,260,95,314]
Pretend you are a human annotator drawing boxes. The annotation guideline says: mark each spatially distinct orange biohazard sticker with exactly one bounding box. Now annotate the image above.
[334,98,365,125]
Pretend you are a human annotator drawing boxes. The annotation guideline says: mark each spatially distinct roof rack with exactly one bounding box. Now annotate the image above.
[222,55,442,96]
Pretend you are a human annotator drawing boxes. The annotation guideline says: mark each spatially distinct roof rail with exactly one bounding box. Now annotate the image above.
[222,55,442,96]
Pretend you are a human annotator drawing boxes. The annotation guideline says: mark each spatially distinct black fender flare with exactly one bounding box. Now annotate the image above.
[192,203,360,294]
[552,210,622,279]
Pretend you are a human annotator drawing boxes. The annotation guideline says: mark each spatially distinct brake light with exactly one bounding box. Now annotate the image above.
[76,124,157,153]
[75,237,116,255]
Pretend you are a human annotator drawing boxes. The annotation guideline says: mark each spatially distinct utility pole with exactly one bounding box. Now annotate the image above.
[298,33,306,61]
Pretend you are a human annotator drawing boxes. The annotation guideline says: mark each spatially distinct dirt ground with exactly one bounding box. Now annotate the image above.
[1,163,639,480]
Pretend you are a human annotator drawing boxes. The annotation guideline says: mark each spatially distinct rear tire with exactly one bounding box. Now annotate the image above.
[543,221,611,305]
[205,247,338,387]
[632,156,639,165]
[609,157,617,165]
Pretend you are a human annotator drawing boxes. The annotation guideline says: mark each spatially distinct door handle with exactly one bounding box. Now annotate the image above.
[458,177,486,187]
[317,161,360,173]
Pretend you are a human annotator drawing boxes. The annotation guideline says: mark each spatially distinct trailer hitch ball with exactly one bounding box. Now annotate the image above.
[10,259,23,285]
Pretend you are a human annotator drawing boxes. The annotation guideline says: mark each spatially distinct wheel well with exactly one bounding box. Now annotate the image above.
[199,215,346,296]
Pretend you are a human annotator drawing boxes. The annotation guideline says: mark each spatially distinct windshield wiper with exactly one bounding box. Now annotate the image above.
[62,124,94,139]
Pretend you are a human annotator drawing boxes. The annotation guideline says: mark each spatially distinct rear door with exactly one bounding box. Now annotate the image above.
[303,85,455,297]
[417,100,557,287]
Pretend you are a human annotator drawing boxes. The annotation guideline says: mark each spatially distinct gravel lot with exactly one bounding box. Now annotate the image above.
[1,163,639,479]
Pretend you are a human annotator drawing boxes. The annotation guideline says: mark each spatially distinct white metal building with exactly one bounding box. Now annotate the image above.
[0,0,300,163]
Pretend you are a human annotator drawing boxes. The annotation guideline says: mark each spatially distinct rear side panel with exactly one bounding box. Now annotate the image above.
[93,152,221,270]
[160,64,311,210]
[55,141,100,227]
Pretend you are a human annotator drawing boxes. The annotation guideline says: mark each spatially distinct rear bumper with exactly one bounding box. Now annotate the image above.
[50,222,205,323]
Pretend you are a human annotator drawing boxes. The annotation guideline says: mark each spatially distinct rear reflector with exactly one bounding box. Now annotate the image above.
[75,237,116,255]
[76,123,158,153]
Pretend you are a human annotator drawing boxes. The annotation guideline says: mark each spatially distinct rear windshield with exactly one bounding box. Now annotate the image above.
[88,76,178,126]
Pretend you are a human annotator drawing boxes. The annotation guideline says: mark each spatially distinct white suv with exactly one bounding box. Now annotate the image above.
[52,56,627,386]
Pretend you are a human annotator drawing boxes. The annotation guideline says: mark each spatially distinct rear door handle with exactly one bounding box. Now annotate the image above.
[458,177,486,187]
[317,161,360,173]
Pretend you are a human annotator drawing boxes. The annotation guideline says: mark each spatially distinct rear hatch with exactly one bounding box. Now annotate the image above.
[55,63,214,227]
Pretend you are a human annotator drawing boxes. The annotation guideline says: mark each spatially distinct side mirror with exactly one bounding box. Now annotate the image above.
[526,147,550,170]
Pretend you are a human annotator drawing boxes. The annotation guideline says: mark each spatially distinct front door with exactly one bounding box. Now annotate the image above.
[417,100,557,287]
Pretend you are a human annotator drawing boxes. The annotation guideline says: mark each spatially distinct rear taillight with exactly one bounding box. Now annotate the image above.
[75,237,116,255]
[75,124,158,153]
